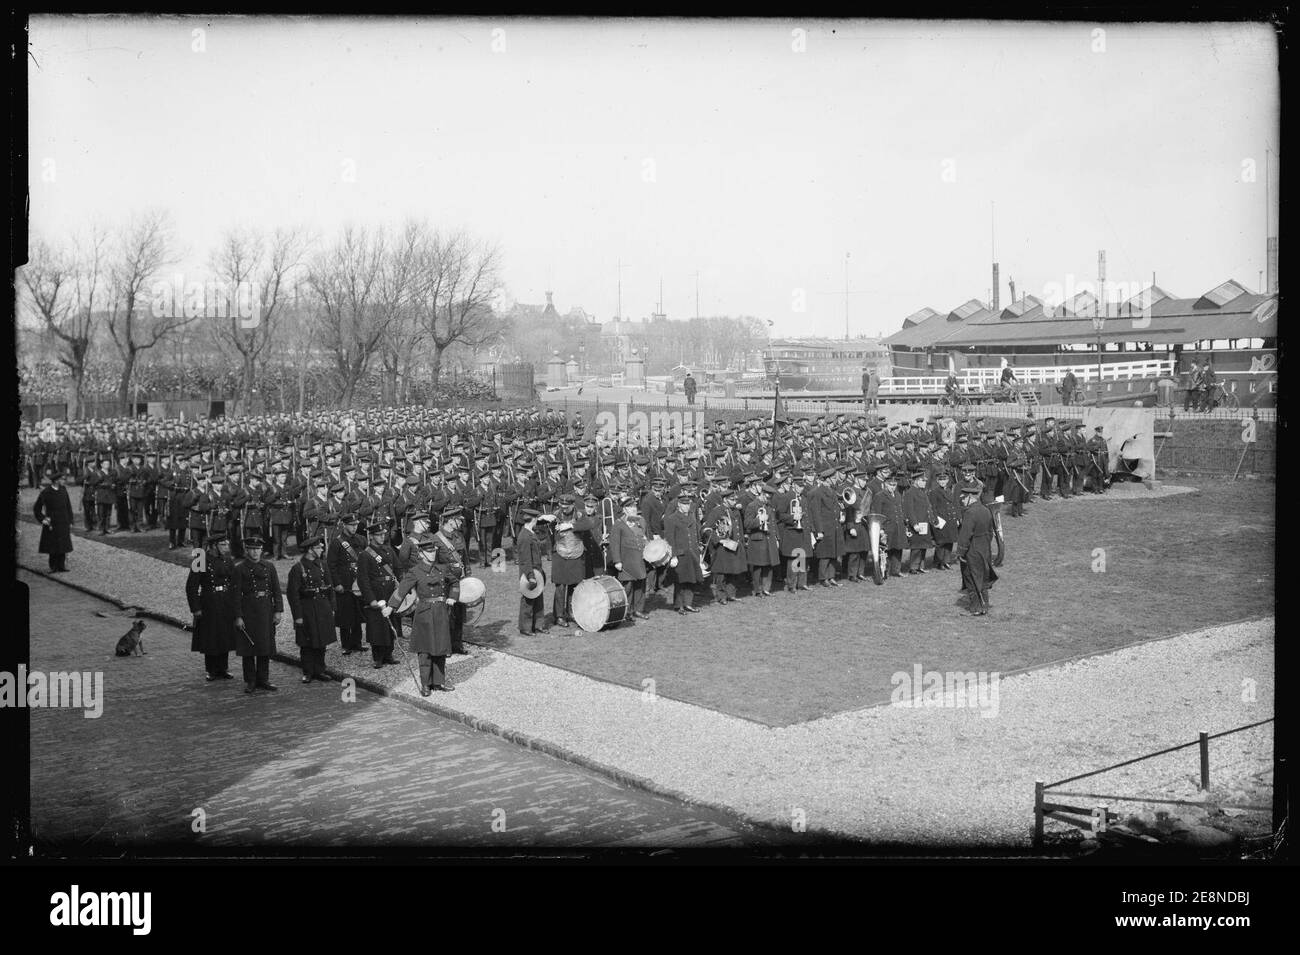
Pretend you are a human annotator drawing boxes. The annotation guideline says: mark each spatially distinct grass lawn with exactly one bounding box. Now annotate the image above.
[22,479,1274,727]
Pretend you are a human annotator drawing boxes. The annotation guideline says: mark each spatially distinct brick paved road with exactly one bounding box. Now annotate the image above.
[23,571,786,850]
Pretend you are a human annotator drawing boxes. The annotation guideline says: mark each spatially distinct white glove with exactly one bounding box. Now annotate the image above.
[669,557,679,568]
[445,598,456,605]
[557,521,574,531]
[380,605,392,618]
[614,562,623,572]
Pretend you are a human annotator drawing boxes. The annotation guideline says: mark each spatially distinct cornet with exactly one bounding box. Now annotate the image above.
[790,495,803,531]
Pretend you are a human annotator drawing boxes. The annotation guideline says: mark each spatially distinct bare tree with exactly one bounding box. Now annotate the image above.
[19,228,109,418]
[104,210,186,414]
[410,229,503,391]
[305,225,390,408]
[208,226,311,413]
[375,221,425,406]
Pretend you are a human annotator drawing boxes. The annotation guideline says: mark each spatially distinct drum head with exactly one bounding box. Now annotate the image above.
[457,576,486,605]
[643,538,671,566]
[572,576,628,632]
[394,591,418,616]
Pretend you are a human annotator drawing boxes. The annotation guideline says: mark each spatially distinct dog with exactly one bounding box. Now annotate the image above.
[114,619,147,657]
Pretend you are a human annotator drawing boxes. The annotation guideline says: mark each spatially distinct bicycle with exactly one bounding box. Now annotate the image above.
[1200,381,1239,412]
[938,391,971,411]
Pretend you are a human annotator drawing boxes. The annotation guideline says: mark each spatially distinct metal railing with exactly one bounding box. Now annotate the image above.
[1033,718,1274,848]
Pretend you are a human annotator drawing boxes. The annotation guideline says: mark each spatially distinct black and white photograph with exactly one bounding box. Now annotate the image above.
[6,11,1285,901]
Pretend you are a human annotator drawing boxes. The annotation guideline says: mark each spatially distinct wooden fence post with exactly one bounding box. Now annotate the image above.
[1033,780,1044,849]
[1199,731,1210,790]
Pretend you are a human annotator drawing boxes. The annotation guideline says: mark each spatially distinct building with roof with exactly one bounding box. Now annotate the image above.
[886,278,1277,378]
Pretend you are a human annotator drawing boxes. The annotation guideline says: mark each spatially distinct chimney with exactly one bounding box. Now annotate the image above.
[991,263,1000,312]
[545,291,554,307]
[1267,237,1278,294]
[1008,277,1016,305]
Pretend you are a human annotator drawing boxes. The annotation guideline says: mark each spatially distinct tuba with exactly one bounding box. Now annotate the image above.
[842,488,859,537]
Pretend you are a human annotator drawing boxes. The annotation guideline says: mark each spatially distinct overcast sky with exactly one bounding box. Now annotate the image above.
[28,16,1279,339]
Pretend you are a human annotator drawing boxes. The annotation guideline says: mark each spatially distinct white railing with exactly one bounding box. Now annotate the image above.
[880,359,1175,393]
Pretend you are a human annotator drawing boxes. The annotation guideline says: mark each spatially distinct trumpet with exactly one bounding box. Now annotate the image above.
[791,495,803,531]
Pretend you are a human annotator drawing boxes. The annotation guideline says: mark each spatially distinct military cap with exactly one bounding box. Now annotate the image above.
[441,505,463,519]
[242,534,265,548]
[366,522,387,535]
[206,532,228,544]
[960,482,983,494]
[416,534,440,551]
[519,506,541,519]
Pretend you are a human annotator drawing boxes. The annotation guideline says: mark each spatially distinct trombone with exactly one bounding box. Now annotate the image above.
[599,495,616,571]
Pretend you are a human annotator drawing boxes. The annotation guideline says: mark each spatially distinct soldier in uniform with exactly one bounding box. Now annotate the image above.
[357,521,401,669]
[327,513,366,655]
[185,532,239,682]
[956,481,997,615]
[664,485,704,613]
[233,535,283,693]
[80,457,102,532]
[902,467,935,574]
[515,508,549,635]
[1086,425,1110,493]
[383,535,458,695]
[809,466,845,587]
[287,534,337,683]
[639,476,668,599]
[841,468,871,582]
[928,468,960,569]
[267,470,297,559]
[875,469,907,578]
[94,458,118,535]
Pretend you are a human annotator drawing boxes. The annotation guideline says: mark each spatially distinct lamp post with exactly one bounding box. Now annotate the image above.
[1092,313,1106,408]
[578,341,586,377]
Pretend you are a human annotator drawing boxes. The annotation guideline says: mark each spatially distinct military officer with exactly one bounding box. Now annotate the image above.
[287,534,337,683]
[233,535,283,693]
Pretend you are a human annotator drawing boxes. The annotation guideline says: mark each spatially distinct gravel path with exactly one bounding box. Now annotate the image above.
[19,523,1273,846]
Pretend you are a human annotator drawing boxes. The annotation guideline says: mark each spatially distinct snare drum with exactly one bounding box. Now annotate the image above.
[642,538,671,568]
[571,575,630,632]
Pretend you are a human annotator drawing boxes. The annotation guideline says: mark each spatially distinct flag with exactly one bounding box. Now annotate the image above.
[772,382,790,430]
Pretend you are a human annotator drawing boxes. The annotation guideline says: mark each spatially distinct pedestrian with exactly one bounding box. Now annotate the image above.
[683,371,697,405]
[1183,359,1202,412]
[34,470,74,573]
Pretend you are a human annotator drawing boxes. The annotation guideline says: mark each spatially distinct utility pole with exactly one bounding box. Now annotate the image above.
[844,251,851,340]
[694,271,700,320]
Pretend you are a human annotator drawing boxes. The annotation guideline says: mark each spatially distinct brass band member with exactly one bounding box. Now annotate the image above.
[664,483,704,614]
[611,494,651,620]
[743,482,779,597]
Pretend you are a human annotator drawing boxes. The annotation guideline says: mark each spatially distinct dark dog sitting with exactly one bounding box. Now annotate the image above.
[115,619,147,657]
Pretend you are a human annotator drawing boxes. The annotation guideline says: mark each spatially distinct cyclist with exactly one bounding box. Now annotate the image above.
[998,364,1020,400]
[1198,360,1218,411]
[944,373,962,403]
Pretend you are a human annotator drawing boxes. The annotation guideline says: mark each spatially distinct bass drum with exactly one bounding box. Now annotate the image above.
[571,575,630,632]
